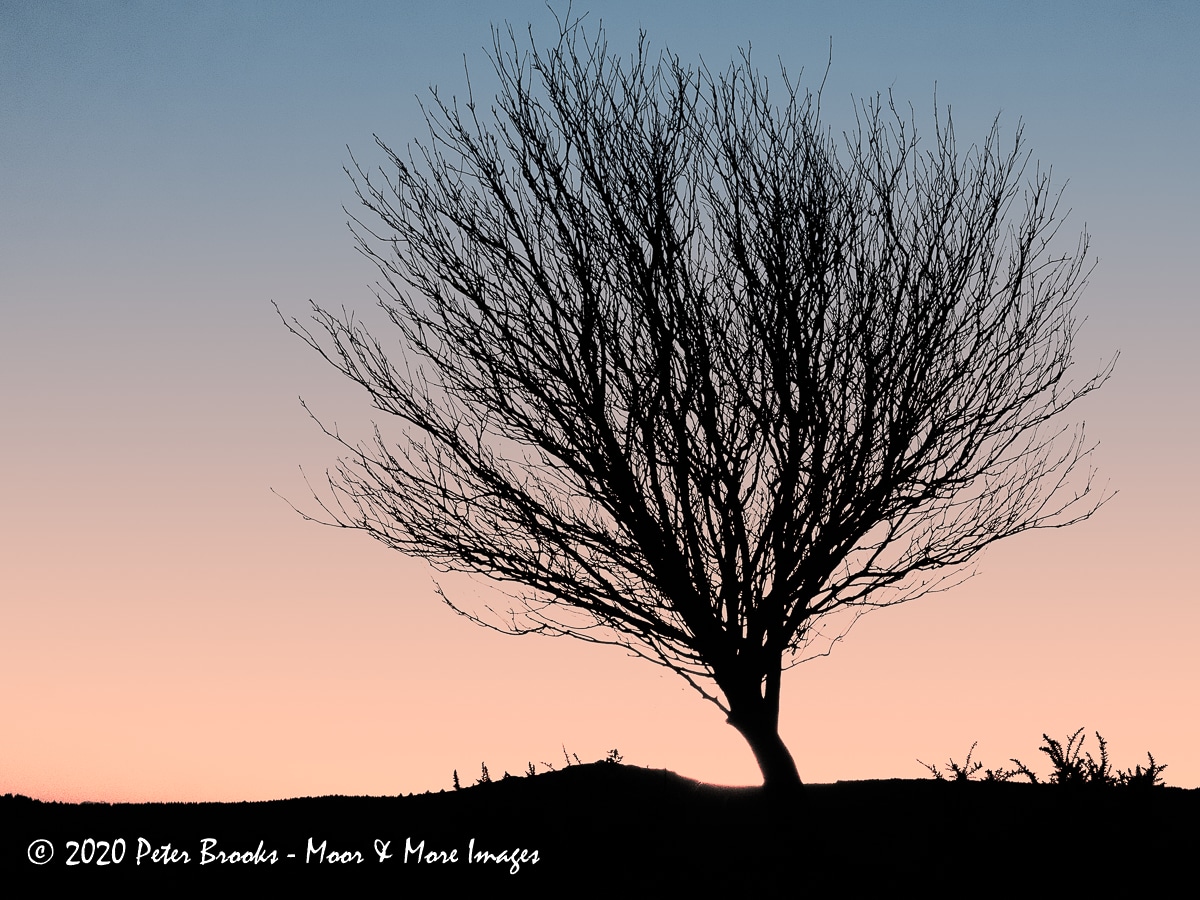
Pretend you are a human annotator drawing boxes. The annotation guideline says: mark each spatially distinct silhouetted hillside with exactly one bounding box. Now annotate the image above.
[4,763,1195,890]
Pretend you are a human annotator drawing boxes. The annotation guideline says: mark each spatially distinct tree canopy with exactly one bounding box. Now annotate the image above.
[281,16,1114,789]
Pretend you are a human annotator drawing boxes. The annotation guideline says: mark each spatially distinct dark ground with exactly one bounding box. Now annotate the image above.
[4,763,1195,891]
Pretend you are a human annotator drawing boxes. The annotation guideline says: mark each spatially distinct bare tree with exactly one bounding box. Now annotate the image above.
[280,17,1114,791]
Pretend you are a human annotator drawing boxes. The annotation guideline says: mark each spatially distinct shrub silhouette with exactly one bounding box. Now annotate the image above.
[1117,754,1169,789]
[919,741,1017,782]
[922,729,1168,788]
[1013,728,1113,786]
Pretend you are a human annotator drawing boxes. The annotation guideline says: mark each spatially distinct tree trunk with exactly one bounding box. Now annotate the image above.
[724,667,804,793]
[729,712,803,792]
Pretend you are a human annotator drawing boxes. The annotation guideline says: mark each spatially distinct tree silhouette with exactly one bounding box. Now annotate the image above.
[280,16,1114,791]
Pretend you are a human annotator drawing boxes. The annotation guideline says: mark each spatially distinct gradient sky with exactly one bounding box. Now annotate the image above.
[3,0,1197,802]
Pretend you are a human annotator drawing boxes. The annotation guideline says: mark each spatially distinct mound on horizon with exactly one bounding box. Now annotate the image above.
[4,763,1193,889]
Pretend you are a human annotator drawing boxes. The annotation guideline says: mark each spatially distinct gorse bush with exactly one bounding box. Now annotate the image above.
[921,729,1168,788]
[1013,729,1170,789]
[1117,754,1169,789]
[919,741,1016,782]
[1012,728,1109,786]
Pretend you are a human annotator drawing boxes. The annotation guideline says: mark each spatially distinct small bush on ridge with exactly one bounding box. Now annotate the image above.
[921,728,1167,788]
